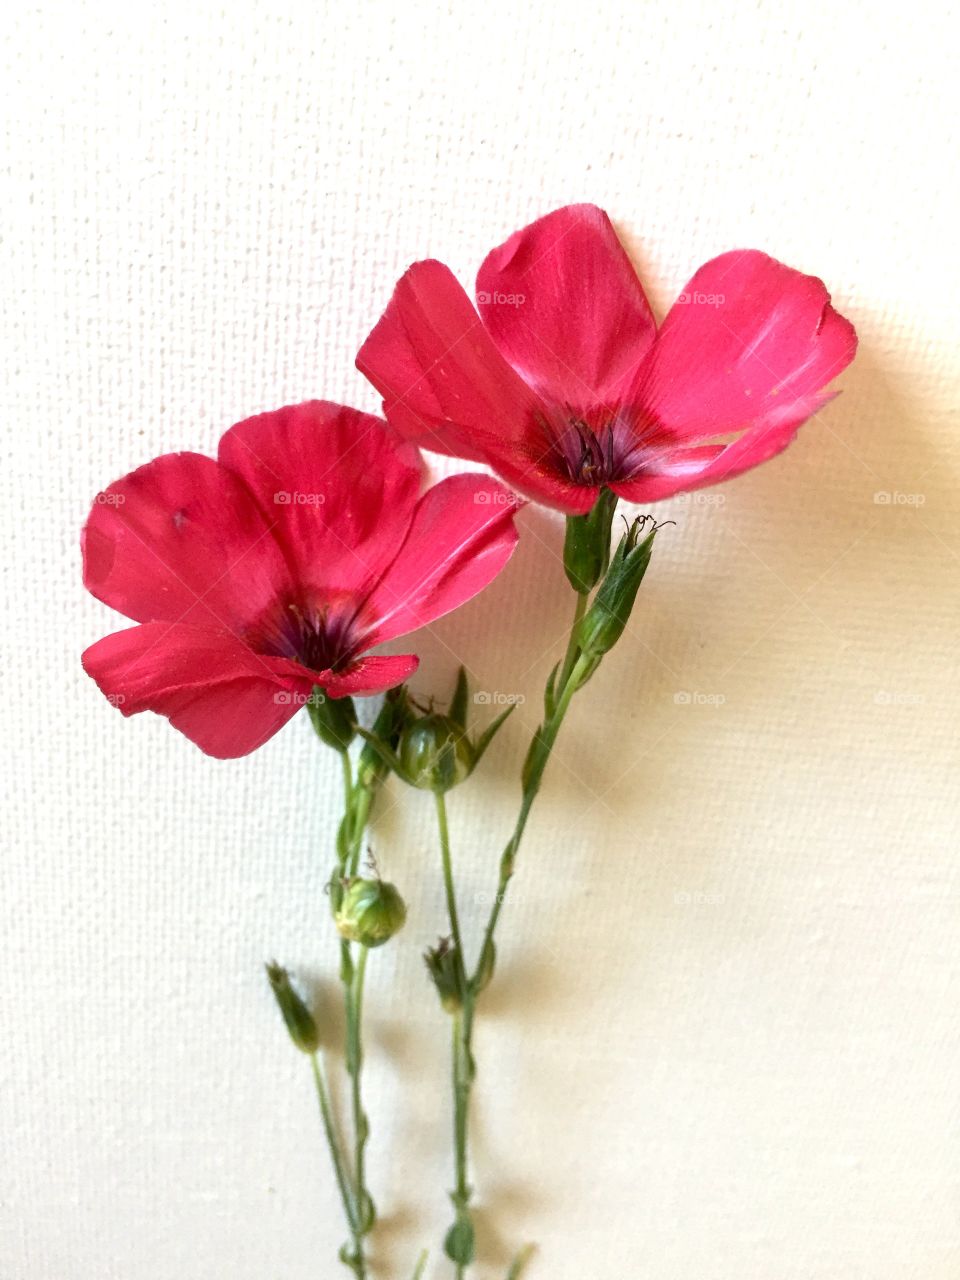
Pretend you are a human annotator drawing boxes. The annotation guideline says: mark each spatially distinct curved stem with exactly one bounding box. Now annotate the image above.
[472,646,587,987]
[335,748,377,1278]
[437,590,595,1274]
[310,1051,358,1233]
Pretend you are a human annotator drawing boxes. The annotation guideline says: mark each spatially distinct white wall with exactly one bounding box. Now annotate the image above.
[2,3,957,1277]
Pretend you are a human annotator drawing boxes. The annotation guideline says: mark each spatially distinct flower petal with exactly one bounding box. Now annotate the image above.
[82,453,293,628]
[82,623,314,758]
[218,401,423,600]
[610,394,834,504]
[357,260,545,463]
[634,250,857,437]
[476,204,656,410]
[358,474,521,647]
[323,654,419,698]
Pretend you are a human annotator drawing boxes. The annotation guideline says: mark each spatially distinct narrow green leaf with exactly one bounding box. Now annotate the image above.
[506,1243,536,1279]
[449,665,469,729]
[472,703,516,768]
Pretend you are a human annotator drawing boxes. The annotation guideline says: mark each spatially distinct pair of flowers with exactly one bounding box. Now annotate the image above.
[82,204,856,756]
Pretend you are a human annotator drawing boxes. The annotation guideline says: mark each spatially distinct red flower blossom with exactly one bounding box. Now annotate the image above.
[357,204,858,515]
[82,401,519,758]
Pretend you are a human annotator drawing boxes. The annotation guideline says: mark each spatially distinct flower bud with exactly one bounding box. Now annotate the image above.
[265,962,319,1054]
[307,686,357,750]
[356,688,410,791]
[562,487,617,593]
[424,938,463,1013]
[335,877,407,948]
[575,519,657,662]
[398,714,474,792]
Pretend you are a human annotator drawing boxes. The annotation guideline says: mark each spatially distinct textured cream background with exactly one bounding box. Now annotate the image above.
[2,3,958,1277]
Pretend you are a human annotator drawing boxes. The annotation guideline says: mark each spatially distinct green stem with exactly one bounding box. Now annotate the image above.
[434,789,466,991]
[556,590,588,693]
[434,792,475,1278]
[347,944,371,1240]
[473,644,589,988]
[310,1051,358,1232]
[335,748,377,1279]
[437,590,595,1274]
[451,1006,474,1280]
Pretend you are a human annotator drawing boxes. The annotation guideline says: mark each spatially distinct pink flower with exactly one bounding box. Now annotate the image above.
[357,204,857,515]
[82,401,519,758]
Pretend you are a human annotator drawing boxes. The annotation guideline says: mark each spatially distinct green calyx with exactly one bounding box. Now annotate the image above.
[399,714,475,792]
[424,937,463,1013]
[356,668,515,794]
[575,515,660,665]
[307,687,358,751]
[335,877,407,948]
[265,962,319,1054]
[562,487,618,594]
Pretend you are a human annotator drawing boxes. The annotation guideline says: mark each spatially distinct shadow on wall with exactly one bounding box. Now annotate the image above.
[368,338,953,1267]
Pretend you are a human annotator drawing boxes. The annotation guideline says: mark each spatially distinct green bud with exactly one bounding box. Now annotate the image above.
[424,938,463,1013]
[356,688,410,790]
[562,487,618,593]
[398,715,474,792]
[575,519,658,661]
[335,877,407,948]
[265,962,319,1054]
[444,1215,475,1266]
[307,686,357,750]
[473,938,496,996]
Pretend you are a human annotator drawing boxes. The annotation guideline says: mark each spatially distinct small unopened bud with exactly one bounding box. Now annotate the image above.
[356,688,410,790]
[563,487,617,593]
[307,687,357,750]
[575,520,657,661]
[424,938,463,1013]
[335,877,407,948]
[265,962,319,1054]
[399,715,474,792]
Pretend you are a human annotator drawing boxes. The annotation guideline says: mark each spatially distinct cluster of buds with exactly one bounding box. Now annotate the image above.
[358,667,515,794]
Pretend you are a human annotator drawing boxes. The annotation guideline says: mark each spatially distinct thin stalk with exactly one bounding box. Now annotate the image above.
[556,590,588,693]
[436,592,595,1275]
[450,1007,473,1280]
[309,1051,358,1233]
[346,943,371,1242]
[335,748,377,1278]
[472,646,588,988]
[434,789,467,992]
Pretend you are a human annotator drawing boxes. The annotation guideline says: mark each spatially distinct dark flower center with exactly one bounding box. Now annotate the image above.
[246,596,361,674]
[547,411,650,487]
